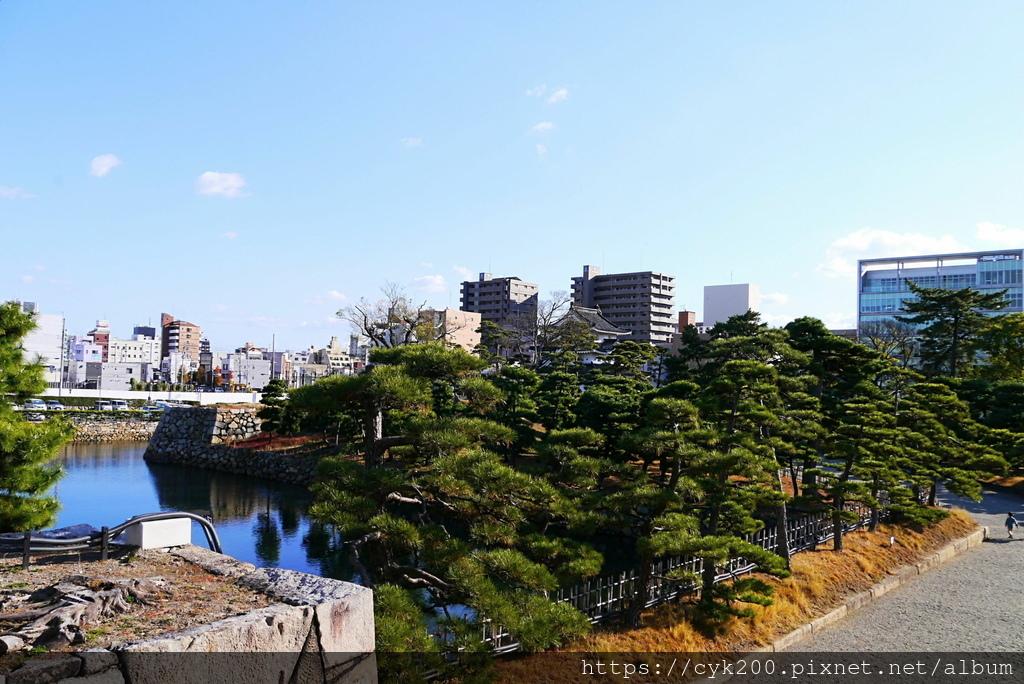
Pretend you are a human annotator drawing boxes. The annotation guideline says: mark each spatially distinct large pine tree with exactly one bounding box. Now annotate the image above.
[0,302,74,531]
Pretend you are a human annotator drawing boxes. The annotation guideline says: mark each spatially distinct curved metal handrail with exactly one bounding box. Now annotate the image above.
[0,511,223,567]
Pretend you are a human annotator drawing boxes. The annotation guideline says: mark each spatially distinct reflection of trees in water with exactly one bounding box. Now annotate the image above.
[301,522,357,583]
[147,464,312,523]
[254,510,281,566]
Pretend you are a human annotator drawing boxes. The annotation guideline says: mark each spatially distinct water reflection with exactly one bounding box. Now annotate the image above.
[53,442,356,583]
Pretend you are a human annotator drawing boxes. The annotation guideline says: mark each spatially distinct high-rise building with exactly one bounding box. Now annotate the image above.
[703,284,760,329]
[459,273,539,329]
[857,250,1023,334]
[571,265,675,346]
[160,313,202,362]
[11,301,65,385]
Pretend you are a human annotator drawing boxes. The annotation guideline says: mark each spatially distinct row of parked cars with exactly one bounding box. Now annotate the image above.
[18,399,190,412]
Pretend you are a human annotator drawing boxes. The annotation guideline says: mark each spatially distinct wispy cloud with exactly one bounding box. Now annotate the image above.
[34,265,45,272]
[816,228,967,278]
[546,87,569,104]
[89,154,123,178]
[414,275,447,293]
[536,144,548,159]
[20,275,35,283]
[196,172,248,198]
[0,186,36,199]
[401,138,423,148]
[311,290,349,305]
[452,265,474,280]
[976,221,1024,245]
[421,262,435,269]
[530,122,555,134]
[221,231,238,239]
[527,85,569,104]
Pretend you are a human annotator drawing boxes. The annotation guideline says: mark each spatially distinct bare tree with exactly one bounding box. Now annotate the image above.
[860,319,918,367]
[338,282,433,347]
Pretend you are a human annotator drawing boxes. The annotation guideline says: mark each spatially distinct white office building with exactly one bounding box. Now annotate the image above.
[702,284,760,329]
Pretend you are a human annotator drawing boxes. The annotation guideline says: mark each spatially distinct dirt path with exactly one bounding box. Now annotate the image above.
[787,487,1024,652]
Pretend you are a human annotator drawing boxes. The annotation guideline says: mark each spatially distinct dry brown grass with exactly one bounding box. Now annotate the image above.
[495,510,977,682]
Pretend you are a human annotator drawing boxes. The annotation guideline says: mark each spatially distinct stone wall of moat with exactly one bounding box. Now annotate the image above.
[143,406,321,486]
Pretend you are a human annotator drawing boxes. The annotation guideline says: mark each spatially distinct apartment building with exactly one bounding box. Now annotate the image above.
[459,273,539,329]
[160,313,202,362]
[857,250,1023,334]
[107,335,161,365]
[570,265,675,346]
[429,308,482,352]
[13,301,65,384]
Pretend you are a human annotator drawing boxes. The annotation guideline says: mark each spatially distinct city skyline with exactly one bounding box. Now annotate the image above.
[3,3,1022,350]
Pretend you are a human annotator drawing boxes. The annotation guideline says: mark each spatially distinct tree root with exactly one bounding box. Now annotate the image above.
[0,575,170,652]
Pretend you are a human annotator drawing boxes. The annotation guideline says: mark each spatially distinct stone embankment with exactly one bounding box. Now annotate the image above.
[144,406,321,485]
[69,415,159,442]
[6,547,375,684]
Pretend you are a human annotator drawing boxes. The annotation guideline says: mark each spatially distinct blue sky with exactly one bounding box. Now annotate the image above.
[2,2,1022,350]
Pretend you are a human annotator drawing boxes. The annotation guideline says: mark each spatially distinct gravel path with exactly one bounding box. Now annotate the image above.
[787,486,1024,652]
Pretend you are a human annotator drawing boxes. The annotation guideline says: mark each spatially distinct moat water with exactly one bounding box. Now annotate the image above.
[51,441,356,582]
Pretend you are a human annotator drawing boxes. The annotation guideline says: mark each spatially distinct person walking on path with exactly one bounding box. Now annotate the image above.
[1007,512,1019,539]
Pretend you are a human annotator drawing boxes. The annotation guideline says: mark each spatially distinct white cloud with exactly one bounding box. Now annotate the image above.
[414,275,447,293]
[816,228,968,278]
[402,138,423,148]
[452,265,474,280]
[420,261,434,268]
[89,154,123,178]
[822,313,855,330]
[0,186,36,199]
[325,290,347,301]
[530,122,554,133]
[761,292,790,306]
[976,221,1024,246]
[760,313,794,327]
[20,275,35,283]
[546,87,569,104]
[196,172,248,198]
[536,144,548,158]
[526,85,548,98]
[221,231,238,239]
[34,265,45,271]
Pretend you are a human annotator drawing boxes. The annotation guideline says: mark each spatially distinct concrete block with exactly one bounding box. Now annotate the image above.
[895,565,919,581]
[935,544,955,563]
[124,519,191,549]
[916,553,939,574]
[870,575,900,599]
[810,605,847,633]
[845,591,872,612]
[772,624,812,651]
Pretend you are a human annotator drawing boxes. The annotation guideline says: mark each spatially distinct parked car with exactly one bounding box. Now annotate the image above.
[140,405,164,414]
[45,401,65,411]
[110,400,130,411]
[95,401,113,411]
[23,398,47,410]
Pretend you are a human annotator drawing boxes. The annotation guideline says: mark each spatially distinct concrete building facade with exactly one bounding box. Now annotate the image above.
[459,273,539,329]
[160,313,202,363]
[703,284,760,329]
[429,308,482,352]
[570,265,675,346]
[857,250,1024,334]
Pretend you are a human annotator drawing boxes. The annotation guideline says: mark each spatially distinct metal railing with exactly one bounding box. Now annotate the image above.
[0,511,223,569]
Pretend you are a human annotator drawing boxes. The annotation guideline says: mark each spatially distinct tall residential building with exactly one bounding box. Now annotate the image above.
[87,320,112,362]
[858,250,1024,334]
[160,313,202,362]
[703,284,760,329]
[13,301,65,384]
[428,309,482,352]
[459,273,539,329]
[570,265,675,346]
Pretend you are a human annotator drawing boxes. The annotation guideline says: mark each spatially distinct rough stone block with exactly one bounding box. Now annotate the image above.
[935,544,955,563]
[171,545,256,578]
[75,650,119,675]
[118,605,314,684]
[8,657,81,684]
[895,565,919,581]
[58,669,126,684]
[916,554,939,574]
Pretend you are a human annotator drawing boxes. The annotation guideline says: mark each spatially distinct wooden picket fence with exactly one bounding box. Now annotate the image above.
[476,502,880,654]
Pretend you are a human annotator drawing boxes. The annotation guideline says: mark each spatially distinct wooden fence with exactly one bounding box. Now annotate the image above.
[478,502,879,654]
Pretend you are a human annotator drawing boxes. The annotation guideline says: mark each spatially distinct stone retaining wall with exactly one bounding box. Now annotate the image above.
[6,547,376,684]
[70,416,159,442]
[144,407,321,486]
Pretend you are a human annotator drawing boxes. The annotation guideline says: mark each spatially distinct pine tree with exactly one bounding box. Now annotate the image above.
[0,302,74,531]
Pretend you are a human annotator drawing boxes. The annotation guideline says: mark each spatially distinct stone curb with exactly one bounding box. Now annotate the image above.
[758,525,988,653]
